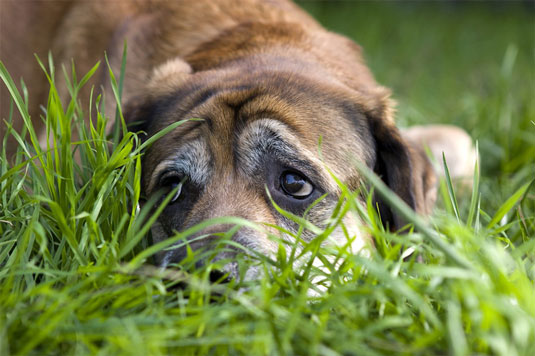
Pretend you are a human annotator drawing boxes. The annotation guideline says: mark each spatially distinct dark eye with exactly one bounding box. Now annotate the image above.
[160,173,184,203]
[280,171,314,199]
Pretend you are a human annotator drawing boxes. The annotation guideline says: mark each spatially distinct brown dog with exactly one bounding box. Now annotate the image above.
[0,0,474,278]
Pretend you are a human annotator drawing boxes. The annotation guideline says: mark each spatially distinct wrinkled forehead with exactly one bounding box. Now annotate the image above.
[142,70,374,185]
[145,118,332,193]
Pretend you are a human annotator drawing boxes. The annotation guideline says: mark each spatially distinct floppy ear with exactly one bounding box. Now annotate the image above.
[123,58,192,134]
[402,138,438,216]
[365,93,437,230]
[123,95,155,135]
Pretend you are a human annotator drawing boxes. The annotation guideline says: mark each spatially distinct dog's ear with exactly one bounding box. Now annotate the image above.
[123,95,155,134]
[365,91,437,230]
[145,59,193,97]
[123,58,192,133]
[403,138,438,216]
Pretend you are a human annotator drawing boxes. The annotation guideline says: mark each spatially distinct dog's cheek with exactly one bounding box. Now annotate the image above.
[150,221,172,265]
[308,197,371,253]
[229,226,279,256]
[271,195,337,248]
[338,213,370,253]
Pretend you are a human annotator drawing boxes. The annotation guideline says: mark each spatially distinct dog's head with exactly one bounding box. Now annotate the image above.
[125,54,436,278]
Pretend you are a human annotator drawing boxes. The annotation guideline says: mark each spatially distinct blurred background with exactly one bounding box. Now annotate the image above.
[297,0,534,212]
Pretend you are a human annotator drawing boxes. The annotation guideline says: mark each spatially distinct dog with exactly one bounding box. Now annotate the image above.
[0,0,475,279]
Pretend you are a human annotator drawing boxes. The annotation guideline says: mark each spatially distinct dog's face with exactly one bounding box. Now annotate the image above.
[126,58,435,278]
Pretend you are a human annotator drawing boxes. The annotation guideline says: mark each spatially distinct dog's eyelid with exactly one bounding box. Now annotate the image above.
[158,171,187,187]
[149,161,179,190]
[158,169,183,183]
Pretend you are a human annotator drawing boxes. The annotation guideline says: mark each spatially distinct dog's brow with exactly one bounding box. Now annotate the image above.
[163,118,208,142]
[184,88,217,114]
[237,119,336,191]
[148,139,211,193]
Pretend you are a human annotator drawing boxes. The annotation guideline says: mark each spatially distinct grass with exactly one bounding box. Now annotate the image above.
[1,2,534,355]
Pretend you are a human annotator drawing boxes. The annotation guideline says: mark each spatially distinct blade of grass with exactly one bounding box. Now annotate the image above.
[353,160,473,271]
[442,153,460,223]
[487,180,533,230]
[466,141,480,228]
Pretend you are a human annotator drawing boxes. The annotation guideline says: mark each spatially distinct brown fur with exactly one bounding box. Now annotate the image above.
[0,0,463,277]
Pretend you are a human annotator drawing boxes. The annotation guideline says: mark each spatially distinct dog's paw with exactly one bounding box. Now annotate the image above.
[402,124,477,187]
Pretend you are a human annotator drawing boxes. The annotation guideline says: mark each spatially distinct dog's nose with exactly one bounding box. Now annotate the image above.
[209,269,230,283]
[160,260,231,286]
[158,245,234,283]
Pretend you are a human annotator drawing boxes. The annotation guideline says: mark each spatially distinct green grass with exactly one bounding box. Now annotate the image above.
[1,3,534,355]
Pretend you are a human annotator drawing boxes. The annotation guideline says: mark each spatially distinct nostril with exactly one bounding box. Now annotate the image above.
[209,269,230,283]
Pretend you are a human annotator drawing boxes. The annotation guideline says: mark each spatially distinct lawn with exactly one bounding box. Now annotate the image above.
[1,2,534,355]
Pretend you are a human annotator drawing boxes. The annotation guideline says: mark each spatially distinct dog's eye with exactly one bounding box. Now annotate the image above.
[160,173,184,203]
[280,171,313,199]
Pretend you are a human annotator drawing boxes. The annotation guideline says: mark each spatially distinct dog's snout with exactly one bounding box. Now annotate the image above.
[158,248,233,284]
[157,230,239,268]
[154,222,273,284]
